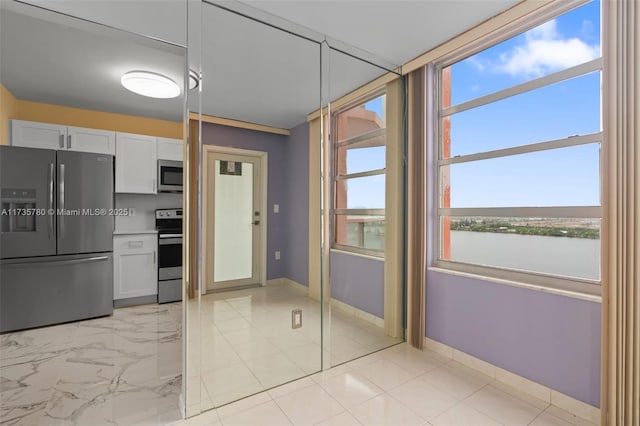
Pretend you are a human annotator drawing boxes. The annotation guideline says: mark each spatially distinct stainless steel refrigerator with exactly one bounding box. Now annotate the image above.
[0,146,114,333]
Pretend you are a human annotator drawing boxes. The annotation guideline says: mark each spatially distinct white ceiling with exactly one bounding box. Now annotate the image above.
[0,0,521,129]
[0,3,186,121]
[240,0,521,67]
[196,3,398,129]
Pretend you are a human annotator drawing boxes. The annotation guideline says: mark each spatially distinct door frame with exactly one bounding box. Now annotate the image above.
[202,145,268,293]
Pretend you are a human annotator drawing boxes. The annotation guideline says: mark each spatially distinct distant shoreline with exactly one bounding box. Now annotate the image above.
[450,222,599,239]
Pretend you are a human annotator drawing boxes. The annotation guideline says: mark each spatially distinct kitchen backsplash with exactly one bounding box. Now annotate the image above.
[114,193,182,231]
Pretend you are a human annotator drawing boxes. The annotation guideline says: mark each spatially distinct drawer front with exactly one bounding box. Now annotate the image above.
[113,234,156,252]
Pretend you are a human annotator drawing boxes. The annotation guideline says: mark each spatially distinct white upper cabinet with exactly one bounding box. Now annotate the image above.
[67,126,116,155]
[115,132,157,194]
[10,120,67,150]
[157,137,183,161]
[10,120,116,155]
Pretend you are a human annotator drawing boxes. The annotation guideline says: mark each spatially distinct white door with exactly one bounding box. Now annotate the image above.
[67,126,116,155]
[10,120,67,150]
[207,152,263,291]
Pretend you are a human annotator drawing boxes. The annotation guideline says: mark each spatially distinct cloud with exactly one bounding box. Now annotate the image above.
[466,55,487,72]
[495,19,599,78]
[580,19,595,38]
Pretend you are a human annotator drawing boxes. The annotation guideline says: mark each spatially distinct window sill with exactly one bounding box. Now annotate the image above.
[330,248,384,261]
[427,266,602,304]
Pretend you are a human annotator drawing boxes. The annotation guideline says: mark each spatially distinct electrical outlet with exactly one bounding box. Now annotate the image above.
[273,204,280,213]
[292,309,302,329]
[275,251,281,260]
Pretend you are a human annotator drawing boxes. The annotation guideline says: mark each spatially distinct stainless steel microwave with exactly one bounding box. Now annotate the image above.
[157,160,183,193]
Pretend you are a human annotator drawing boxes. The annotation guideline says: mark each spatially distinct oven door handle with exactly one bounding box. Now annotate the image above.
[159,233,182,239]
[159,238,182,245]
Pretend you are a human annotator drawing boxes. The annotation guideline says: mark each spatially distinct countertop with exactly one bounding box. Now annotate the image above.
[113,229,158,235]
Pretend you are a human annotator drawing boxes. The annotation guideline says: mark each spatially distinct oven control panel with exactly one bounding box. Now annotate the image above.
[156,209,182,219]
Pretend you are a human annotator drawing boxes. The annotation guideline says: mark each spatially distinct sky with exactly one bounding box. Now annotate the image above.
[448,0,601,208]
[344,96,386,209]
[346,0,601,210]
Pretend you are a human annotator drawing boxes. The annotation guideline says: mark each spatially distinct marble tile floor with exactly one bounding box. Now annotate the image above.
[187,281,402,412]
[0,281,401,425]
[0,288,599,426]
[0,303,182,426]
[178,343,599,426]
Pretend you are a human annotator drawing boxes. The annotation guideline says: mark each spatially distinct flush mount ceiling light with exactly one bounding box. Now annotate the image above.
[121,71,180,99]
[189,69,200,90]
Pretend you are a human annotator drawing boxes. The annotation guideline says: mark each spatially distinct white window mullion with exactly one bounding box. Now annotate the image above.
[335,208,385,216]
[337,168,385,180]
[441,58,602,118]
[439,132,602,166]
[336,127,386,147]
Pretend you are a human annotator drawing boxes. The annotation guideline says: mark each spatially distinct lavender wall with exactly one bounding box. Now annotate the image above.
[426,270,601,407]
[331,251,384,318]
[423,129,600,407]
[202,123,286,279]
[284,122,310,286]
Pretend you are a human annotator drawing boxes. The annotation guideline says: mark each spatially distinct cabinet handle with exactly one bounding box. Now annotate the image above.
[153,178,156,192]
[67,135,71,149]
[59,134,64,148]
[128,241,143,249]
[153,251,156,264]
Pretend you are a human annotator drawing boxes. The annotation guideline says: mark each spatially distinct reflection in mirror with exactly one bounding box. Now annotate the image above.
[0,2,186,424]
[186,1,322,416]
[326,47,405,366]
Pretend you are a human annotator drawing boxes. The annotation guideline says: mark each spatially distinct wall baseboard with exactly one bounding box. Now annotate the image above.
[423,337,600,425]
[266,278,308,292]
[331,298,384,328]
[269,277,385,329]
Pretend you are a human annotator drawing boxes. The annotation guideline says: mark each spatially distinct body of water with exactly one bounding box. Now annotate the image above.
[450,231,600,280]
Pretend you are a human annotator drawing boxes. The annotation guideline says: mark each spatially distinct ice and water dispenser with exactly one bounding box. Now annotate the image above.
[1,189,37,233]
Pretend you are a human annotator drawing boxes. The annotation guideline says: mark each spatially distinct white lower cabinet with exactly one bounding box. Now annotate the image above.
[113,234,157,302]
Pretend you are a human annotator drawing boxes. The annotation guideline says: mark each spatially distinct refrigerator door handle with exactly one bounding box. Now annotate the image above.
[1,256,109,268]
[48,163,54,239]
[59,163,65,238]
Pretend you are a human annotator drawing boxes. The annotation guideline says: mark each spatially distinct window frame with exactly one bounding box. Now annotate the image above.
[432,0,603,296]
[331,89,387,258]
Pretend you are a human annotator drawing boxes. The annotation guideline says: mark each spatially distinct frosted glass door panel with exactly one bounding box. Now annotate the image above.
[214,160,254,282]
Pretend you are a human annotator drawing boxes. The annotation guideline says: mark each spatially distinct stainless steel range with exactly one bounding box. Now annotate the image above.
[155,208,182,303]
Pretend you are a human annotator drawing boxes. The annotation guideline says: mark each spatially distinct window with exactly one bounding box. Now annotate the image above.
[435,0,602,294]
[333,93,386,255]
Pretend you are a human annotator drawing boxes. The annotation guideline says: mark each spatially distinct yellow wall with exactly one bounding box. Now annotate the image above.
[0,83,182,145]
[0,84,19,145]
